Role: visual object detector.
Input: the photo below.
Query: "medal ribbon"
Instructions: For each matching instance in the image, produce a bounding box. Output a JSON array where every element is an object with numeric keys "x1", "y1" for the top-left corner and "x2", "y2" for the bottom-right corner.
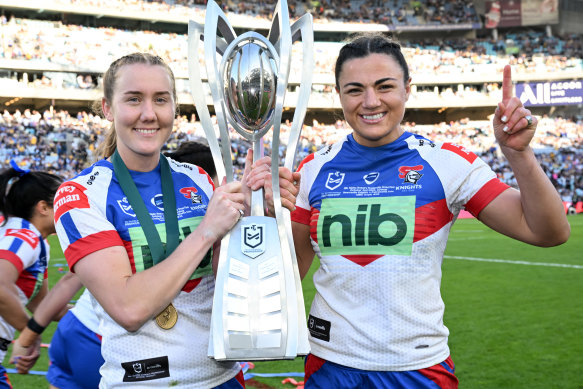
[{"x1": 112, "y1": 150, "x2": 179, "y2": 265}]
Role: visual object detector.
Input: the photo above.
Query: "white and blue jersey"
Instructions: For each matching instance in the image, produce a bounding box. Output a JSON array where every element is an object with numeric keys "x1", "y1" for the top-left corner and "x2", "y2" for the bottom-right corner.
[
  {"x1": 291, "y1": 132, "x2": 509, "y2": 371},
  {"x1": 0, "y1": 217, "x2": 49, "y2": 362},
  {"x1": 53, "y1": 158, "x2": 240, "y2": 388}
]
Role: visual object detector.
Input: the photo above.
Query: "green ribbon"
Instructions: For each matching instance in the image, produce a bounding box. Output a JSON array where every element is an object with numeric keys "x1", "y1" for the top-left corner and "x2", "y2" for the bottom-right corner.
[{"x1": 112, "y1": 150, "x2": 179, "y2": 266}]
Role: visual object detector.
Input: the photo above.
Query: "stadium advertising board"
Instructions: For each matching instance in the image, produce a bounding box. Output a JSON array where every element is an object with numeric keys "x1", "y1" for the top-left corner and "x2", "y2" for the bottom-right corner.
[
  {"x1": 516, "y1": 81, "x2": 583, "y2": 107},
  {"x1": 485, "y1": 0, "x2": 559, "y2": 28}
]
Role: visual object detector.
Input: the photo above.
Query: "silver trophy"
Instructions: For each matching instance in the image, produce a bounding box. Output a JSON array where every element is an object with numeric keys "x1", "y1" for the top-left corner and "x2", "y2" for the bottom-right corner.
[{"x1": 188, "y1": 0, "x2": 313, "y2": 360}]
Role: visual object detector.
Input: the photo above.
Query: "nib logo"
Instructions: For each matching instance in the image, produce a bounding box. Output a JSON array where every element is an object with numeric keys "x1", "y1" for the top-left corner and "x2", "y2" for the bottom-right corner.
[{"x1": 363, "y1": 172, "x2": 379, "y2": 185}]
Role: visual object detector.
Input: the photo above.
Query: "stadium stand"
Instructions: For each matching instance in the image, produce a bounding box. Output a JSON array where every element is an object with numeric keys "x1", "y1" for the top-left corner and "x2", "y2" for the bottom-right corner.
[{"x1": 0, "y1": 0, "x2": 581, "y2": 212}]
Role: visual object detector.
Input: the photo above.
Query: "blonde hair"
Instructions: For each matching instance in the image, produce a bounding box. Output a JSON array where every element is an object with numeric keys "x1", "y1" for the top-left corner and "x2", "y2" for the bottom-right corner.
[{"x1": 95, "y1": 53, "x2": 177, "y2": 159}]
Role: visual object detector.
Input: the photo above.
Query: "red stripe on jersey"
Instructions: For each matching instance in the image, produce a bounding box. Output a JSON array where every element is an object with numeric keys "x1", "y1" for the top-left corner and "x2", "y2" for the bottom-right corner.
[
  {"x1": 441, "y1": 143, "x2": 478, "y2": 164},
  {"x1": 64, "y1": 230, "x2": 124, "y2": 272},
  {"x1": 464, "y1": 178, "x2": 509, "y2": 217},
  {"x1": 182, "y1": 278, "x2": 202, "y2": 293},
  {"x1": 0, "y1": 249, "x2": 24, "y2": 273},
  {"x1": 5, "y1": 229, "x2": 39, "y2": 249},
  {"x1": 197, "y1": 166, "x2": 215, "y2": 189},
  {"x1": 414, "y1": 199, "x2": 454, "y2": 242},
  {"x1": 15, "y1": 270, "x2": 38, "y2": 298},
  {"x1": 304, "y1": 354, "x2": 327, "y2": 384},
  {"x1": 291, "y1": 206, "x2": 311, "y2": 225},
  {"x1": 296, "y1": 153, "x2": 315, "y2": 172},
  {"x1": 309, "y1": 207, "x2": 320, "y2": 244},
  {"x1": 418, "y1": 356, "x2": 459, "y2": 389}
]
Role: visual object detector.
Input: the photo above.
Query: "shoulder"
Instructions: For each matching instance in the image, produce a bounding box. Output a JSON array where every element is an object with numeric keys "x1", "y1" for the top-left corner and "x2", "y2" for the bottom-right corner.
[
  {"x1": 0, "y1": 218, "x2": 41, "y2": 250},
  {"x1": 297, "y1": 137, "x2": 348, "y2": 173}
]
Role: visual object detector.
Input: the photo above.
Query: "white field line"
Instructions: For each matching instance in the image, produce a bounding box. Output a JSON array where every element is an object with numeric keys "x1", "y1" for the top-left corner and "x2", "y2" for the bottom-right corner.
[{"x1": 445, "y1": 255, "x2": 583, "y2": 269}]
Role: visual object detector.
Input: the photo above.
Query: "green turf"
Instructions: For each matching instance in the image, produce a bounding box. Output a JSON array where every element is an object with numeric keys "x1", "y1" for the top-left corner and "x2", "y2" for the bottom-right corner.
[{"x1": 4, "y1": 216, "x2": 582, "y2": 388}]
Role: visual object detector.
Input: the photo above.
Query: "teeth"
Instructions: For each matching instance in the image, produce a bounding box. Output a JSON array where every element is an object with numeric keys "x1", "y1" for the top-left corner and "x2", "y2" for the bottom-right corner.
[
  {"x1": 362, "y1": 113, "x2": 384, "y2": 120},
  {"x1": 135, "y1": 128, "x2": 157, "y2": 134}
]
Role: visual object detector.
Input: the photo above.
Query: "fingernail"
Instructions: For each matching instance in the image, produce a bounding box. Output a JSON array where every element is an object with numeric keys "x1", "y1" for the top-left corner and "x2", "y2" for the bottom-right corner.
[
  {"x1": 503, "y1": 126, "x2": 509, "y2": 133},
  {"x1": 501, "y1": 115, "x2": 508, "y2": 123}
]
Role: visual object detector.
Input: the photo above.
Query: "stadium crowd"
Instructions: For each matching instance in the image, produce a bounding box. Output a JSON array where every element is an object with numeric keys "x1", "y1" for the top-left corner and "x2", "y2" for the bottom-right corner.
[
  {"x1": 45, "y1": 0, "x2": 481, "y2": 26},
  {"x1": 1, "y1": 14, "x2": 581, "y2": 97},
  {"x1": 1, "y1": 108, "x2": 581, "y2": 212}
]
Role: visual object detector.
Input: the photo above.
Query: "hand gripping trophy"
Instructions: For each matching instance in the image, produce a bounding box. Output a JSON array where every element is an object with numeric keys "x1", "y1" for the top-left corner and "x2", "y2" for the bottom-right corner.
[{"x1": 188, "y1": 0, "x2": 313, "y2": 360}]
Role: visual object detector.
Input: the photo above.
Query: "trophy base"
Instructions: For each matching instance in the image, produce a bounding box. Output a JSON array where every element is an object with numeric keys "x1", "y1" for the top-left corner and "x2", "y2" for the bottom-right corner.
[{"x1": 209, "y1": 216, "x2": 303, "y2": 361}]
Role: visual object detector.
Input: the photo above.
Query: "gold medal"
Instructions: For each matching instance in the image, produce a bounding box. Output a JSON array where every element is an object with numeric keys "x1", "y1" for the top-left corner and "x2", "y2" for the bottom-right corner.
[{"x1": 155, "y1": 303, "x2": 178, "y2": 330}]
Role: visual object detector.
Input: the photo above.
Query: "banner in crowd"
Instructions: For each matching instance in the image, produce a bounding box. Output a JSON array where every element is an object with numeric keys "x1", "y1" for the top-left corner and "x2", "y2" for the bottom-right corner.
[
  {"x1": 485, "y1": 0, "x2": 559, "y2": 28},
  {"x1": 516, "y1": 80, "x2": 583, "y2": 107}
]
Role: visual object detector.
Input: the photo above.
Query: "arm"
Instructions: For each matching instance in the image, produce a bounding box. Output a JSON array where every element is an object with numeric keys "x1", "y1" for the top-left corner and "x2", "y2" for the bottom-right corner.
[
  {"x1": 73, "y1": 182, "x2": 245, "y2": 332},
  {"x1": 15, "y1": 272, "x2": 81, "y2": 348},
  {"x1": 292, "y1": 221, "x2": 315, "y2": 279},
  {"x1": 0, "y1": 260, "x2": 30, "y2": 332},
  {"x1": 478, "y1": 65, "x2": 570, "y2": 246}
]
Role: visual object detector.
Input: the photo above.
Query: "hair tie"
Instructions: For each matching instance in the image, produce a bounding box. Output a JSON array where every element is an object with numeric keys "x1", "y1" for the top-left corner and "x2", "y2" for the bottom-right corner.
[{"x1": 10, "y1": 159, "x2": 30, "y2": 177}]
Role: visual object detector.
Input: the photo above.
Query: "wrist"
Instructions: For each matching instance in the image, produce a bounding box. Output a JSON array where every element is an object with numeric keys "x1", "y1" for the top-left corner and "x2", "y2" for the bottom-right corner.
[{"x1": 26, "y1": 317, "x2": 46, "y2": 335}]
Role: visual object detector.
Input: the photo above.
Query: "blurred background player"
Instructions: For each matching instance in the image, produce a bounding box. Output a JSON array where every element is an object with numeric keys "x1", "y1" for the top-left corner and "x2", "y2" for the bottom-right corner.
[{"x1": 0, "y1": 161, "x2": 62, "y2": 388}]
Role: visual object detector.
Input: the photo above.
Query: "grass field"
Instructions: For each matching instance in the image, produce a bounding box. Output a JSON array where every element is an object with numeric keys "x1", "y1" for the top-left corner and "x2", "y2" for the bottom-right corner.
[{"x1": 4, "y1": 215, "x2": 582, "y2": 388}]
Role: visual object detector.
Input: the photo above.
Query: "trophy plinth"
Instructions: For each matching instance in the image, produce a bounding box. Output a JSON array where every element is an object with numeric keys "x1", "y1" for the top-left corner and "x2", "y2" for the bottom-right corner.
[{"x1": 188, "y1": 0, "x2": 314, "y2": 360}]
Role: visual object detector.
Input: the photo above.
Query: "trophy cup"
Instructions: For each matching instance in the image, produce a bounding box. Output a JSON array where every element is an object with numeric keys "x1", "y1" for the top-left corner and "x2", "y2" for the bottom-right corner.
[{"x1": 187, "y1": 0, "x2": 313, "y2": 360}]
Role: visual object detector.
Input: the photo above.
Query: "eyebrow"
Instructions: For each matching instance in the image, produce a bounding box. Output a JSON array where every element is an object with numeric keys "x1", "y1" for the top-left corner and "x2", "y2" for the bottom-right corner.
[
  {"x1": 342, "y1": 77, "x2": 397, "y2": 89},
  {"x1": 123, "y1": 91, "x2": 171, "y2": 95}
]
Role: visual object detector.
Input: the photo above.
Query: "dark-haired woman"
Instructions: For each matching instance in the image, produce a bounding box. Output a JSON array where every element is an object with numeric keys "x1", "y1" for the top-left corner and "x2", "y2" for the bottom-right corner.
[
  {"x1": 291, "y1": 34, "x2": 570, "y2": 388},
  {"x1": 0, "y1": 161, "x2": 62, "y2": 388}
]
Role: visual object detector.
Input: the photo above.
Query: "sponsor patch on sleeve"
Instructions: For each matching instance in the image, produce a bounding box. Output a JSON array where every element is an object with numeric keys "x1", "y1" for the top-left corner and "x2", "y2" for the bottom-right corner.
[
  {"x1": 5, "y1": 229, "x2": 39, "y2": 248},
  {"x1": 53, "y1": 182, "x2": 90, "y2": 221},
  {"x1": 441, "y1": 142, "x2": 478, "y2": 163}
]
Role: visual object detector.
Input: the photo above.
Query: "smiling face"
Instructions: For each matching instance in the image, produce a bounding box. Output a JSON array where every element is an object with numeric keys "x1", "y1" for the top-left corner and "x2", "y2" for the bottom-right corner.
[
  {"x1": 337, "y1": 53, "x2": 411, "y2": 148},
  {"x1": 102, "y1": 63, "x2": 176, "y2": 171}
]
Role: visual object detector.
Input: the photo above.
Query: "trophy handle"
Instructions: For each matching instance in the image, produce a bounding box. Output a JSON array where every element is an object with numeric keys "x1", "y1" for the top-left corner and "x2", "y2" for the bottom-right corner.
[
  {"x1": 203, "y1": 2, "x2": 239, "y2": 183},
  {"x1": 188, "y1": 20, "x2": 231, "y2": 183}
]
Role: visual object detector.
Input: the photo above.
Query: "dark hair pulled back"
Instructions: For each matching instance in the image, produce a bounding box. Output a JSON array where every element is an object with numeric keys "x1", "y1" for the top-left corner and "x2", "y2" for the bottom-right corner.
[
  {"x1": 334, "y1": 33, "x2": 410, "y2": 89},
  {"x1": 0, "y1": 167, "x2": 63, "y2": 224}
]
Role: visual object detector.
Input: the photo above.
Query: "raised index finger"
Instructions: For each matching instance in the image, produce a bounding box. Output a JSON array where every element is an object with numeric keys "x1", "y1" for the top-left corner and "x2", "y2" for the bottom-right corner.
[{"x1": 502, "y1": 64, "x2": 513, "y2": 103}]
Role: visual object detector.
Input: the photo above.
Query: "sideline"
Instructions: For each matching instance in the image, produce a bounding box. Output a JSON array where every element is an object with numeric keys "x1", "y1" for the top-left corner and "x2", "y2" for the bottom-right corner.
[{"x1": 445, "y1": 255, "x2": 583, "y2": 269}]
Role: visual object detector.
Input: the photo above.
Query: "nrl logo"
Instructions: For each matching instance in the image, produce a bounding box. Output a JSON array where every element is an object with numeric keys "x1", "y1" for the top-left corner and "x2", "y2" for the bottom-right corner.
[
  {"x1": 325, "y1": 171, "x2": 345, "y2": 190},
  {"x1": 132, "y1": 363, "x2": 142, "y2": 374},
  {"x1": 241, "y1": 223, "x2": 265, "y2": 259},
  {"x1": 117, "y1": 197, "x2": 136, "y2": 217}
]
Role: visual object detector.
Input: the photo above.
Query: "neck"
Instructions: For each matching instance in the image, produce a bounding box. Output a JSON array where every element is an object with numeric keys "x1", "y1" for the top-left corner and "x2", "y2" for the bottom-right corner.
[{"x1": 114, "y1": 148, "x2": 160, "y2": 172}]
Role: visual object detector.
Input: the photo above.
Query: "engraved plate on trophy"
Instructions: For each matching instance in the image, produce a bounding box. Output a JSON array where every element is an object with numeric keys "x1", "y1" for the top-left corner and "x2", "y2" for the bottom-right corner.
[{"x1": 187, "y1": 0, "x2": 313, "y2": 360}]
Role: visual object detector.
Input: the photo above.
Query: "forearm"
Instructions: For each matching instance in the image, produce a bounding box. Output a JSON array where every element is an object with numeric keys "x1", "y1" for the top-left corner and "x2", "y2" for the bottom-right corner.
[
  {"x1": 31, "y1": 273, "x2": 81, "y2": 327},
  {"x1": 502, "y1": 146, "x2": 570, "y2": 244},
  {"x1": 0, "y1": 288, "x2": 30, "y2": 332},
  {"x1": 79, "y1": 228, "x2": 216, "y2": 332}
]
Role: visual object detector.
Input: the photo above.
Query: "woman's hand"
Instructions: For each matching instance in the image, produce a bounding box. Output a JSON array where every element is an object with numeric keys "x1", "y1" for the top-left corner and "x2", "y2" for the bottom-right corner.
[
  {"x1": 10, "y1": 336, "x2": 41, "y2": 374},
  {"x1": 493, "y1": 65, "x2": 537, "y2": 153},
  {"x1": 199, "y1": 179, "x2": 245, "y2": 241},
  {"x1": 244, "y1": 149, "x2": 300, "y2": 216}
]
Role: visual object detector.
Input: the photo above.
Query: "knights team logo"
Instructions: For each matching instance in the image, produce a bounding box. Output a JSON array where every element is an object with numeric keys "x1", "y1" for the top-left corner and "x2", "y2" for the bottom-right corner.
[
  {"x1": 180, "y1": 187, "x2": 202, "y2": 204},
  {"x1": 325, "y1": 171, "x2": 345, "y2": 190},
  {"x1": 117, "y1": 197, "x2": 136, "y2": 217},
  {"x1": 241, "y1": 223, "x2": 265, "y2": 259},
  {"x1": 398, "y1": 165, "x2": 424, "y2": 184}
]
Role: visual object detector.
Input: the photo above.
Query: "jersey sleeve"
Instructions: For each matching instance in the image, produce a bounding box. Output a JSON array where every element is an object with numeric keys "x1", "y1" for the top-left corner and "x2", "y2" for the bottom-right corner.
[
  {"x1": 0, "y1": 228, "x2": 41, "y2": 273},
  {"x1": 437, "y1": 142, "x2": 509, "y2": 216},
  {"x1": 54, "y1": 180, "x2": 123, "y2": 271}
]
